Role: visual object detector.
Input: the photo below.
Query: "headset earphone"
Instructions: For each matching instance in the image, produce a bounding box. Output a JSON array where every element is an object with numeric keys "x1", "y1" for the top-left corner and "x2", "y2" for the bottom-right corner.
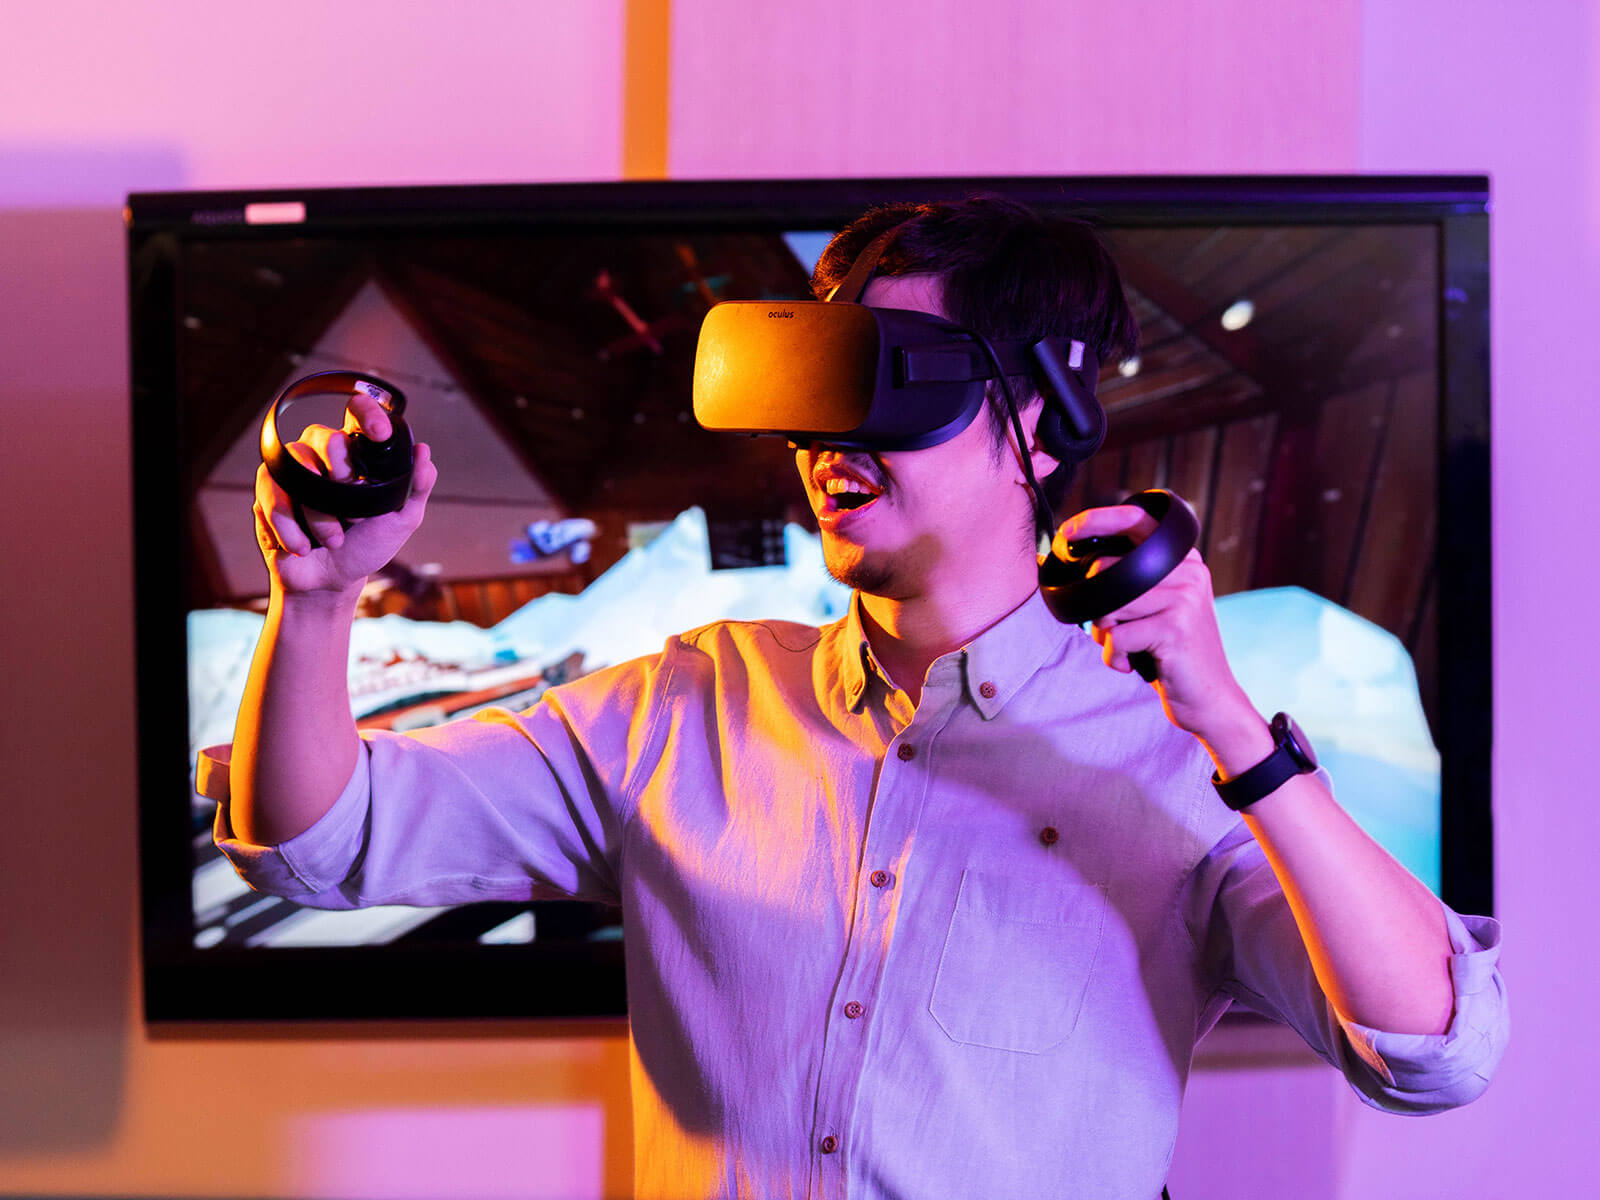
[{"x1": 260, "y1": 370, "x2": 415, "y2": 545}]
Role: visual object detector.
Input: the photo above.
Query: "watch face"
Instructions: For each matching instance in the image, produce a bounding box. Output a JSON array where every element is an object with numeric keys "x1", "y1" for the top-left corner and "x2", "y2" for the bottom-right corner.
[{"x1": 1277, "y1": 713, "x2": 1318, "y2": 772}]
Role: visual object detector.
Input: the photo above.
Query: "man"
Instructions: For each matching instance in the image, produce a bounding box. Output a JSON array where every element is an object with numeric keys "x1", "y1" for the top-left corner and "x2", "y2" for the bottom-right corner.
[{"x1": 215, "y1": 196, "x2": 1506, "y2": 1199}]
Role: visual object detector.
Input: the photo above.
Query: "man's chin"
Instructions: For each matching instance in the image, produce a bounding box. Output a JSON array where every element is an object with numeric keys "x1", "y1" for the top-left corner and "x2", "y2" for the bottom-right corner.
[{"x1": 823, "y1": 547, "x2": 900, "y2": 597}]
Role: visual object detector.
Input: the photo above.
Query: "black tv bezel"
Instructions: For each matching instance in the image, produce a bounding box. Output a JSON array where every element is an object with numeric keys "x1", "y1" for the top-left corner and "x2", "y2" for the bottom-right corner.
[{"x1": 128, "y1": 175, "x2": 1493, "y2": 1025}]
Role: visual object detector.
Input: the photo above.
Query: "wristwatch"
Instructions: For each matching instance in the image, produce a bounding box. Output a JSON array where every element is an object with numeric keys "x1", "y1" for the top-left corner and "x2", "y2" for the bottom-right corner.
[{"x1": 1211, "y1": 712, "x2": 1318, "y2": 811}]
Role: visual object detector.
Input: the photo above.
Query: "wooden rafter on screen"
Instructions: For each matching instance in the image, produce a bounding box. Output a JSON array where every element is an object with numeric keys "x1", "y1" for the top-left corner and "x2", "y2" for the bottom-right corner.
[
  {"x1": 371, "y1": 261, "x2": 590, "y2": 510},
  {"x1": 182, "y1": 249, "x2": 372, "y2": 491}
]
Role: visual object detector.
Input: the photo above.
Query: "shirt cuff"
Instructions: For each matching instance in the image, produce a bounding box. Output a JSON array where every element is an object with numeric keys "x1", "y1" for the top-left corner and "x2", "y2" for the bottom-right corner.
[
  {"x1": 210, "y1": 742, "x2": 373, "y2": 902},
  {"x1": 1334, "y1": 905, "x2": 1507, "y2": 1105}
]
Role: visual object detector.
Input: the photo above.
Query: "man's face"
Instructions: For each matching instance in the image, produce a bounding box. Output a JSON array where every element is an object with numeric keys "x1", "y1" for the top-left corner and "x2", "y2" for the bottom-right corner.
[{"x1": 793, "y1": 274, "x2": 1037, "y2": 599}]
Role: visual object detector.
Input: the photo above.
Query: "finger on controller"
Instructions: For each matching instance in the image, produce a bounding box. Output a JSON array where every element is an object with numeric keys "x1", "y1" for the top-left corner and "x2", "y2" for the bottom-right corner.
[
  {"x1": 1094, "y1": 615, "x2": 1161, "y2": 683},
  {"x1": 345, "y1": 381, "x2": 394, "y2": 443},
  {"x1": 352, "y1": 379, "x2": 392, "y2": 407},
  {"x1": 1064, "y1": 533, "x2": 1138, "y2": 560},
  {"x1": 278, "y1": 443, "x2": 347, "y2": 552}
]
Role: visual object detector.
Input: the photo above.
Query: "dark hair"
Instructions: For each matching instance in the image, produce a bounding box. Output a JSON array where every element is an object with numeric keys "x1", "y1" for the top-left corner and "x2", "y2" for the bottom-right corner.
[{"x1": 811, "y1": 194, "x2": 1139, "y2": 511}]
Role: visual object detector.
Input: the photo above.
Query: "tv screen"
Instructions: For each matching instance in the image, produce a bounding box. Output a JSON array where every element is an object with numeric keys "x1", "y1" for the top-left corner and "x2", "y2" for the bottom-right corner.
[{"x1": 128, "y1": 176, "x2": 1492, "y2": 1022}]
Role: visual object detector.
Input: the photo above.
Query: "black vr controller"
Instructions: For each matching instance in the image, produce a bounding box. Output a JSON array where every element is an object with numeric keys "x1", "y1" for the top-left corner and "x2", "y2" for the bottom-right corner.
[
  {"x1": 260, "y1": 370, "x2": 415, "y2": 545},
  {"x1": 1042, "y1": 488, "x2": 1200, "y2": 681}
]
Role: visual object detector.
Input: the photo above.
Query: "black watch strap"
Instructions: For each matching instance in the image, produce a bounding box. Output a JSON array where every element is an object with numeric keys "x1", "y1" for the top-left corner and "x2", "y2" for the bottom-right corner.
[{"x1": 1212, "y1": 712, "x2": 1318, "y2": 811}]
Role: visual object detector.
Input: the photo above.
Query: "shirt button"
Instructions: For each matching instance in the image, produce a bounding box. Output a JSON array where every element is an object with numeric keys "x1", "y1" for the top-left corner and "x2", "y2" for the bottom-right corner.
[
  {"x1": 844, "y1": 1000, "x2": 864, "y2": 1019},
  {"x1": 1040, "y1": 825, "x2": 1060, "y2": 846},
  {"x1": 870, "y1": 869, "x2": 890, "y2": 888},
  {"x1": 897, "y1": 743, "x2": 916, "y2": 761},
  {"x1": 979, "y1": 680, "x2": 997, "y2": 699},
  {"x1": 820, "y1": 1134, "x2": 839, "y2": 1154}
]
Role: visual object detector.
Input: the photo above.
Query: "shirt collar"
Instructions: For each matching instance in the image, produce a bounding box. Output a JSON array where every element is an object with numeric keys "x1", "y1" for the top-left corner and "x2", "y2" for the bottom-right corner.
[
  {"x1": 962, "y1": 588, "x2": 1076, "y2": 719},
  {"x1": 838, "y1": 588, "x2": 1076, "y2": 718},
  {"x1": 841, "y1": 592, "x2": 875, "y2": 712}
]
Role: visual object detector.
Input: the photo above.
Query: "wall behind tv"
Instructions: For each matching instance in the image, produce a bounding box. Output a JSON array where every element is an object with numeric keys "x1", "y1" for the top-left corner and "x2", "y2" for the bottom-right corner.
[{"x1": 0, "y1": 1, "x2": 1591, "y2": 1196}]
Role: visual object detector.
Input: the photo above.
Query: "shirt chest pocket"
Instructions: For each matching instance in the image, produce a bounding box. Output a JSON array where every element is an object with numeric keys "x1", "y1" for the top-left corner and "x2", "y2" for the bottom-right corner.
[{"x1": 929, "y1": 868, "x2": 1108, "y2": 1055}]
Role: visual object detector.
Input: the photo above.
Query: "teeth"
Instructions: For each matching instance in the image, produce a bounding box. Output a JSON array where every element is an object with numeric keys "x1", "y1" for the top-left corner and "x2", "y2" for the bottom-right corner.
[{"x1": 823, "y1": 477, "x2": 875, "y2": 496}]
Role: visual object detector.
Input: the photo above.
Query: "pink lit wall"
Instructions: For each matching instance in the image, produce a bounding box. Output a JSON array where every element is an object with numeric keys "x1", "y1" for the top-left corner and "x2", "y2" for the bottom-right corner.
[
  {"x1": 1338, "y1": 2, "x2": 1600, "y2": 1195},
  {"x1": 666, "y1": 0, "x2": 1359, "y2": 176},
  {"x1": 0, "y1": 1, "x2": 1591, "y2": 1195},
  {"x1": 0, "y1": 1, "x2": 625, "y2": 204}
]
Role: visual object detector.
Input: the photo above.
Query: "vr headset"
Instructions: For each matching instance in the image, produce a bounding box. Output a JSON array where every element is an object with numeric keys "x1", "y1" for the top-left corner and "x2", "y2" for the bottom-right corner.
[{"x1": 691, "y1": 223, "x2": 1107, "y2": 462}]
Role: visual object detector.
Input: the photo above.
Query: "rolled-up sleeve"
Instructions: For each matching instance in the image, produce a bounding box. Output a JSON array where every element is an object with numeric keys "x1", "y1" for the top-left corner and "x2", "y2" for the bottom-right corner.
[
  {"x1": 212, "y1": 745, "x2": 375, "y2": 903},
  {"x1": 1333, "y1": 908, "x2": 1507, "y2": 1112},
  {"x1": 1188, "y1": 821, "x2": 1508, "y2": 1115}
]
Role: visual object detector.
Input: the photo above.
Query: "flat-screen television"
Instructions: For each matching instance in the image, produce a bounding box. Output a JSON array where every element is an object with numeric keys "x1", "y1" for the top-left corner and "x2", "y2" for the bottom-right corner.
[{"x1": 128, "y1": 176, "x2": 1492, "y2": 1023}]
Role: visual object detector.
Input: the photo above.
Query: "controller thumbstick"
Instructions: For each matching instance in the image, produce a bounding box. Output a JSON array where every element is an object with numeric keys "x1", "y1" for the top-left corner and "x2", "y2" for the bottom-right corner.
[{"x1": 349, "y1": 429, "x2": 410, "y2": 480}]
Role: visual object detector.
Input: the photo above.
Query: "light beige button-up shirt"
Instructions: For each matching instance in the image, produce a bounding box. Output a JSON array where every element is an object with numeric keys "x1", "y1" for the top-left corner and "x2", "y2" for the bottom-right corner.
[{"x1": 216, "y1": 589, "x2": 1506, "y2": 1199}]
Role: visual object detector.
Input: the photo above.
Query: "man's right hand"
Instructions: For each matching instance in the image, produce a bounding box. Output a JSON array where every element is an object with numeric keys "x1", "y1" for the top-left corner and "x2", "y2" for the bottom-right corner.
[{"x1": 253, "y1": 386, "x2": 437, "y2": 597}]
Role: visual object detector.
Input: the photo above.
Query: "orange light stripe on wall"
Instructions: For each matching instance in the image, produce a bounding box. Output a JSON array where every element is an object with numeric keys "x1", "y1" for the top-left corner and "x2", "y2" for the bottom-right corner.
[{"x1": 622, "y1": 0, "x2": 673, "y2": 179}]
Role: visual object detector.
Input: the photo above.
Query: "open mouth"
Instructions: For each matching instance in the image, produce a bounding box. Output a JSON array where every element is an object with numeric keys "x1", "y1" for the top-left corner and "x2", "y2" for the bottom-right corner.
[{"x1": 822, "y1": 476, "x2": 883, "y2": 514}]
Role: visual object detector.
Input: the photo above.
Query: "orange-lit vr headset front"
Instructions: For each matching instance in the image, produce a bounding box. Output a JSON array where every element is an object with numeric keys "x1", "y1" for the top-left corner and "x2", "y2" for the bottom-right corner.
[{"x1": 692, "y1": 300, "x2": 1103, "y2": 453}]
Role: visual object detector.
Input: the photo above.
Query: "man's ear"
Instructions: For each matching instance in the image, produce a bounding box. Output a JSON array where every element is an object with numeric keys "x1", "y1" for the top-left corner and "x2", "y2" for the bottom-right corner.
[{"x1": 1019, "y1": 395, "x2": 1063, "y2": 482}]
